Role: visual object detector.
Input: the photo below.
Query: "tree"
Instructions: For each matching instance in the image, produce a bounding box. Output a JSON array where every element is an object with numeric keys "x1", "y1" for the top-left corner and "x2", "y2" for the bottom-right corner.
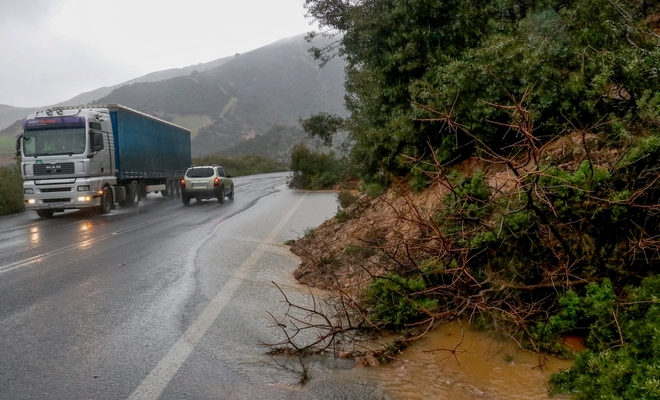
[{"x1": 303, "y1": 0, "x2": 660, "y2": 180}]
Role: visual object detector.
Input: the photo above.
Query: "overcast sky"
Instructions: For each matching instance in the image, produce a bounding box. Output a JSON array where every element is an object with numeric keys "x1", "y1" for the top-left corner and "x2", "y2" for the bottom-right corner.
[{"x1": 0, "y1": 0, "x2": 316, "y2": 108}]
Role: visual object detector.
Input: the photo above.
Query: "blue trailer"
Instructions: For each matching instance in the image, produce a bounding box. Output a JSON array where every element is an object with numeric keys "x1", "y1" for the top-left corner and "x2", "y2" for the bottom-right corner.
[{"x1": 16, "y1": 104, "x2": 191, "y2": 218}]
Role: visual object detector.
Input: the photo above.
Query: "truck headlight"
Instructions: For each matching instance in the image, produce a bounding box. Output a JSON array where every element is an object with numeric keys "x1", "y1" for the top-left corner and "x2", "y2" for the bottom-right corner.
[
  {"x1": 24, "y1": 188, "x2": 34, "y2": 194},
  {"x1": 26, "y1": 199, "x2": 36, "y2": 204},
  {"x1": 77, "y1": 196, "x2": 91, "y2": 202},
  {"x1": 77, "y1": 185, "x2": 90, "y2": 192}
]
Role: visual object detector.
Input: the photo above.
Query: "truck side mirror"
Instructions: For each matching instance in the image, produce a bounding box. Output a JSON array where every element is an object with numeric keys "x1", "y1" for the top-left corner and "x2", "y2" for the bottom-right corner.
[
  {"x1": 93, "y1": 132, "x2": 104, "y2": 151},
  {"x1": 15, "y1": 134, "x2": 22, "y2": 156},
  {"x1": 89, "y1": 131, "x2": 104, "y2": 156}
]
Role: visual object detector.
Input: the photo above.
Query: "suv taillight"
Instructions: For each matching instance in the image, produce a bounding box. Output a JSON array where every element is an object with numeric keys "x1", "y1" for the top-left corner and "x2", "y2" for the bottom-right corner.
[
  {"x1": 214, "y1": 177, "x2": 220, "y2": 187},
  {"x1": 181, "y1": 178, "x2": 186, "y2": 189}
]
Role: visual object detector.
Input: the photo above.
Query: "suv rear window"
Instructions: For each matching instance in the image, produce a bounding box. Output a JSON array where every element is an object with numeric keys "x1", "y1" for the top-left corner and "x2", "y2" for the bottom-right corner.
[{"x1": 186, "y1": 168, "x2": 214, "y2": 178}]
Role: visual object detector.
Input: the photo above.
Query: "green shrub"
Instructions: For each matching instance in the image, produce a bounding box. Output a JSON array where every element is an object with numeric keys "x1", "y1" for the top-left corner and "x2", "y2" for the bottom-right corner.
[
  {"x1": 537, "y1": 161, "x2": 611, "y2": 220},
  {"x1": 362, "y1": 182, "x2": 387, "y2": 199},
  {"x1": 365, "y1": 273, "x2": 438, "y2": 328},
  {"x1": 337, "y1": 190, "x2": 359, "y2": 209},
  {"x1": 288, "y1": 143, "x2": 346, "y2": 190},
  {"x1": 0, "y1": 166, "x2": 24, "y2": 216},
  {"x1": 408, "y1": 163, "x2": 433, "y2": 192},
  {"x1": 444, "y1": 171, "x2": 491, "y2": 219},
  {"x1": 547, "y1": 276, "x2": 660, "y2": 398},
  {"x1": 344, "y1": 245, "x2": 362, "y2": 255},
  {"x1": 435, "y1": 170, "x2": 492, "y2": 237},
  {"x1": 335, "y1": 208, "x2": 351, "y2": 222},
  {"x1": 344, "y1": 244, "x2": 376, "y2": 258}
]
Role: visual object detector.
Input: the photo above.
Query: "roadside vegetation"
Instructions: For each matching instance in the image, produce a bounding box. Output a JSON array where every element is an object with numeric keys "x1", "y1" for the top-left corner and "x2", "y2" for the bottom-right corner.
[
  {"x1": 274, "y1": 0, "x2": 660, "y2": 396},
  {"x1": 0, "y1": 164, "x2": 24, "y2": 216},
  {"x1": 287, "y1": 143, "x2": 349, "y2": 190},
  {"x1": 192, "y1": 154, "x2": 288, "y2": 177}
]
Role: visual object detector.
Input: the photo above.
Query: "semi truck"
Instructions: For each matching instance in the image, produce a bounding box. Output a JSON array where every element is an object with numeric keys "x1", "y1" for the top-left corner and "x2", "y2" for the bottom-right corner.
[{"x1": 15, "y1": 104, "x2": 191, "y2": 218}]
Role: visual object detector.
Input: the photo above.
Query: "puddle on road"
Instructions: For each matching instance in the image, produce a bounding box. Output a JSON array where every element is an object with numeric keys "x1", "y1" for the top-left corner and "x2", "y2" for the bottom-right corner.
[{"x1": 369, "y1": 322, "x2": 573, "y2": 399}]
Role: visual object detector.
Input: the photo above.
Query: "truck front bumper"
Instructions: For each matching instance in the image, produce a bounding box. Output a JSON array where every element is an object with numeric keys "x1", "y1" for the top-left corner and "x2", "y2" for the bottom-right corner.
[
  {"x1": 23, "y1": 179, "x2": 103, "y2": 211},
  {"x1": 24, "y1": 196, "x2": 102, "y2": 211}
]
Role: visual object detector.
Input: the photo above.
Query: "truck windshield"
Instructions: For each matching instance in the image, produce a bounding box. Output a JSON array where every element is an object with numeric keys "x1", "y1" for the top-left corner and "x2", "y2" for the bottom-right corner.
[{"x1": 23, "y1": 127, "x2": 86, "y2": 157}]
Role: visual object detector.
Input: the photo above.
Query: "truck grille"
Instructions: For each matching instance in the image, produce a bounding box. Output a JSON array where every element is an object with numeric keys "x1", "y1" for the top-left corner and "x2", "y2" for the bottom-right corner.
[
  {"x1": 43, "y1": 198, "x2": 72, "y2": 203},
  {"x1": 40, "y1": 187, "x2": 72, "y2": 193},
  {"x1": 34, "y1": 163, "x2": 75, "y2": 175}
]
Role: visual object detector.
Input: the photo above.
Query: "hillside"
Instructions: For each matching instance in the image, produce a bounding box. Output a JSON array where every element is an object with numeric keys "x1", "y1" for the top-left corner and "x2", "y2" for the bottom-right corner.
[
  {"x1": 0, "y1": 57, "x2": 234, "y2": 132},
  {"x1": 0, "y1": 105, "x2": 33, "y2": 136},
  {"x1": 97, "y1": 34, "x2": 347, "y2": 158},
  {"x1": 0, "y1": 34, "x2": 346, "y2": 166},
  {"x1": 56, "y1": 55, "x2": 235, "y2": 108}
]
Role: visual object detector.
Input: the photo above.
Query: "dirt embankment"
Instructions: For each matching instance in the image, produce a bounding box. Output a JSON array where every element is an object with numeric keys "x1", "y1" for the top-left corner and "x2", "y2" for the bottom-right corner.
[
  {"x1": 289, "y1": 131, "x2": 620, "y2": 292},
  {"x1": 290, "y1": 179, "x2": 452, "y2": 290}
]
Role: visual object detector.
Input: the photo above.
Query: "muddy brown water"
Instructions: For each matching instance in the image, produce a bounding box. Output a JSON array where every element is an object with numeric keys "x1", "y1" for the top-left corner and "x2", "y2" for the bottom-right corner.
[{"x1": 368, "y1": 322, "x2": 573, "y2": 399}]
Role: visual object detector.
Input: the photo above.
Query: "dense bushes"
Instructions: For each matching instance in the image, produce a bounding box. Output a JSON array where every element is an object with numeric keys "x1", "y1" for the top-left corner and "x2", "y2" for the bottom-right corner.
[
  {"x1": 295, "y1": 2, "x2": 660, "y2": 395},
  {"x1": 0, "y1": 165, "x2": 24, "y2": 216},
  {"x1": 304, "y1": 0, "x2": 660, "y2": 181},
  {"x1": 287, "y1": 143, "x2": 347, "y2": 190},
  {"x1": 538, "y1": 277, "x2": 660, "y2": 398}
]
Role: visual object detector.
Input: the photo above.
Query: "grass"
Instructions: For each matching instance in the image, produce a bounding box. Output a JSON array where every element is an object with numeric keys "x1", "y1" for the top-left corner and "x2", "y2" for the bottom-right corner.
[
  {"x1": 220, "y1": 97, "x2": 238, "y2": 118},
  {"x1": 0, "y1": 137, "x2": 16, "y2": 152},
  {"x1": 171, "y1": 114, "x2": 211, "y2": 140}
]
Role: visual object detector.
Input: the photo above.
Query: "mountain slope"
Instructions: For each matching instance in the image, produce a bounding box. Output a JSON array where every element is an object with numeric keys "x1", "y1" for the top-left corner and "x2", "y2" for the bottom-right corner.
[
  {"x1": 58, "y1": 55, "x2": 234, "y2": 107},
  {"x1": 0, "y1": 56, "x2": 235, "y2": 131},
  {"x1": 97, "y1": 34, "x2": 347, "y2": 157},
  {"x1": 0, "y1": 105, "x2": 34, "y2": 134},
  {"x1": 1, "y1": 34, "x2": 347, "y2": 164}
]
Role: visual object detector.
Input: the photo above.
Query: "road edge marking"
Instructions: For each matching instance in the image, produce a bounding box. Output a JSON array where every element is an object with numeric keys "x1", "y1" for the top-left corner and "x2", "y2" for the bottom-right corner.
[{"x1": 127, "y1": 192, "x2": 308, "y2": 400}]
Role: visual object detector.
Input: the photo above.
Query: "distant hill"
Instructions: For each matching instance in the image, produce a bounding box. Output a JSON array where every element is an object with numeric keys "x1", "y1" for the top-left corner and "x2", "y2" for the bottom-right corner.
[
  {"x1": 212, "y1": 124, "x2": 311, "y2": 163},
  {"x1": 0, "y1": 105, "x2": 32, "y2": 135},
  {"x1": 56, "y1": 55, "x2": 235, "y2": 107},
  {"x1": 0, "y1": 56, "x2": 235, "y2": 131},
  {"x1": 97, "y1": 34, "x2": 347, "y2": 158},
  {"x1": 0, "y1": 34, "x2": 347, "y2": 164}
]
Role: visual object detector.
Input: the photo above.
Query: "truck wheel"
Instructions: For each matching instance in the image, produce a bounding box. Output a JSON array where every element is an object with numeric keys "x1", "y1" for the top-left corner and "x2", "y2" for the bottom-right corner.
[
  {"x1": 168, "y1": 181, "x2": 176, "y2": 198},
  {"x1": 36, "y1": 209, "x2": 55, "y2": 219},
  {"x1": 228, "y1": 185, "x2": 234, "y2": 201},
  {"x1": 182, "y1": 195, "x2": 190, "y2": 206},
  {"x1": 161, "y1": 180, "x2": 173, "y2": 198},
  {"x1": 217, "y1": 186, "x2": 225, "y2": 204},
  {"x1": 99, "y1": 187, "x2": 112, "y2": 214},
  {"x1": 119, "y1": 181, "x2": 140, "y2": 208}
]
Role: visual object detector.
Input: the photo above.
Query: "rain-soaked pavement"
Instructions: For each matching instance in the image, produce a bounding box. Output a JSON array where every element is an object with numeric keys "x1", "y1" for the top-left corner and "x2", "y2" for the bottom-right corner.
[
  {"x1": 0, "y1": 173, "x2": 386, "y2": 399},
  {"x1": 0, "y1": 172, "x2": 569, "y2": 399}
]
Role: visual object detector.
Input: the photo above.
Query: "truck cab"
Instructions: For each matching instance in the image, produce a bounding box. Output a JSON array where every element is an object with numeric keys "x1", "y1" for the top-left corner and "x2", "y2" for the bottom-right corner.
[{"x1": 17, "y1": 107, "x2": 120, "y2": 218}]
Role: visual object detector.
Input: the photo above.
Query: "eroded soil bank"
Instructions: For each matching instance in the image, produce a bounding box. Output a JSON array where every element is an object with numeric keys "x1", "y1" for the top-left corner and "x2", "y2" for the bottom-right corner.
[{"x1": 288, "y1": 177, "x2": 576, "y2": 398}]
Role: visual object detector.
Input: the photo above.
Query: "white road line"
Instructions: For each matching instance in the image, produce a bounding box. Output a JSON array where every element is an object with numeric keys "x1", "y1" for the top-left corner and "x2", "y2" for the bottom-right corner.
[{"x1": 127, "y1": 192, "x2": 308, "y2": 400}]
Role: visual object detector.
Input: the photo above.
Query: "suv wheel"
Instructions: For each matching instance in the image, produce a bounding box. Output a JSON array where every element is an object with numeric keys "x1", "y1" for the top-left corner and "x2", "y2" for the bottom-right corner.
[
  {"x1": 182, "y1": 195, "x2": 190, "y2": 206},
  {"x1": 217, "y1": 186, "x2": 225, "y2": 204},
  {"x1": 227, "y1": 185, "x2": 234, "y2": 201}
]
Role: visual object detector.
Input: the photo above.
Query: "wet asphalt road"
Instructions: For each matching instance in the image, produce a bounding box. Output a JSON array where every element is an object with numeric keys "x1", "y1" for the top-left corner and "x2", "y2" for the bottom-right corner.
[{"x1": 0, "y1": 172, "x2": 388, "y2": 400}]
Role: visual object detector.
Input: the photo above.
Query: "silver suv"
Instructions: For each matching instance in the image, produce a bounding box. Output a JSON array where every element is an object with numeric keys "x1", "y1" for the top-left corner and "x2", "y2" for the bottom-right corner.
[{"x1": 181, "y1": 165, "x2": 234, "y2": 205}]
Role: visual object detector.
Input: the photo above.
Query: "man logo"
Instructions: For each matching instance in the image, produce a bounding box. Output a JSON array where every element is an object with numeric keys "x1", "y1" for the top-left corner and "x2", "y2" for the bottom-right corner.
[{"x1": 45, "y1": 164, "x2": 62, "y2": 173}]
